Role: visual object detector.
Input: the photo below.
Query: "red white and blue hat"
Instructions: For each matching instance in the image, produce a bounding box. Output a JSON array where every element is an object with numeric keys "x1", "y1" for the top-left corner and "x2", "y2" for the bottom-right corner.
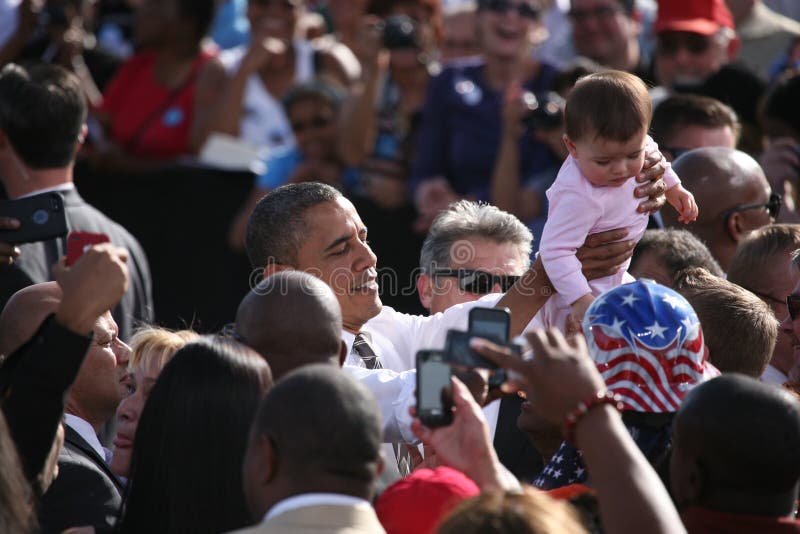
[{"x1": 581, "y1": 279, "x2": 719, "y2": 413}]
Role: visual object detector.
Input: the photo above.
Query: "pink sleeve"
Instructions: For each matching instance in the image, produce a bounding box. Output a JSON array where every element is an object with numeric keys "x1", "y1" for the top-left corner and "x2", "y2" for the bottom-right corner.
[
  {"x1": 539, "y1": 183, "x2": 602, "y2": 306},
  {"x1": 646, "y1": 136, "x2": 680, "y2": 189}
]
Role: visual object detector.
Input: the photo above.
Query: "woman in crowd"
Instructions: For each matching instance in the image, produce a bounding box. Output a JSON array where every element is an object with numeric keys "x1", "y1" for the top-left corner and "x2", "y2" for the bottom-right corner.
[
  {"x1": 194, "y1": 0, "x2": 356, "y2": 156},
  {"x1": 89, "y1": 0, "x2": 218, "y2": 169},
  {"x1": 115, "y1": 336, "x2": 272, "y2": 534},
  {"x1": 109, "y1": 327, "x2": 198, "y2": 479},
  {"x1": 410, "y1": 0, "x2": 558, "y2": 231}
]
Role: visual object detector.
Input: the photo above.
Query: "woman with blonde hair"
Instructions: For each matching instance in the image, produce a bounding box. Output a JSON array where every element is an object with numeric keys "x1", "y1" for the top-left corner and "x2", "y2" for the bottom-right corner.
[{"x1": 110, "y1": 327, "x2": 198, "y2": 478}]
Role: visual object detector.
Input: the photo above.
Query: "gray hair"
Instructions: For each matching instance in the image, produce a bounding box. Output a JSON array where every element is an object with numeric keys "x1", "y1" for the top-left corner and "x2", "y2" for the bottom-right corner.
[
  {"x1": 419, "y1": 200, "x2": 532, "y2": 273},
  {"x1": 245, "y1": 182, "x2": 341, "y2": 268}
]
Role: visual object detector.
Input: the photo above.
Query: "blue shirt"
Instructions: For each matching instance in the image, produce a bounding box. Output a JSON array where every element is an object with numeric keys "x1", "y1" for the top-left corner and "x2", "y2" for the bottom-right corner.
[{"x1": 410, "y1": 60, "x2": 559, "y2": 200}]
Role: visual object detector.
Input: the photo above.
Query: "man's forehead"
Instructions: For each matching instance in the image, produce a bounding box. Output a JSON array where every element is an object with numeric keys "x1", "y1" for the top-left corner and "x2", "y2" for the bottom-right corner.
[{"x1": 303, "y1": 197, "x2": 364, "y2": 233}]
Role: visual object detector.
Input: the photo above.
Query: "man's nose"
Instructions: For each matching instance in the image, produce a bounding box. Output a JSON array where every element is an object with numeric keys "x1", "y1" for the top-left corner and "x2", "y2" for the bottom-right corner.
[{"x1": 115, "y1": 340, "x2": 132, "y2": 366}]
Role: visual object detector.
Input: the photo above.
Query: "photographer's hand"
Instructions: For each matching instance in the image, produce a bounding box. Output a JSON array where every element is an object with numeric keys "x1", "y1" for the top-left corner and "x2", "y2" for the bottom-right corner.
[{"x1": 411, "y1": 377, "x2": 520, "y2": 492}]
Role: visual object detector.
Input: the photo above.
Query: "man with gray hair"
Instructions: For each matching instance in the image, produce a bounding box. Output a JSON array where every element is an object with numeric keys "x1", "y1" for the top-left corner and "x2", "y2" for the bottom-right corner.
[
  {"x1": 416, "y1": 200, "x2": 532, "y2": 315},
  {"x1": 415, "y1": 200, "x2": 542, "y2": 481}
]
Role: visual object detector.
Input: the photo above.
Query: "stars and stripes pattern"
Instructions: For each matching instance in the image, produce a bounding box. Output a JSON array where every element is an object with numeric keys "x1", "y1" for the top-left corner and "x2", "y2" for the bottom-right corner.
[{"x1": 582, "y1": 280, "x2": 719, "y2": 413}]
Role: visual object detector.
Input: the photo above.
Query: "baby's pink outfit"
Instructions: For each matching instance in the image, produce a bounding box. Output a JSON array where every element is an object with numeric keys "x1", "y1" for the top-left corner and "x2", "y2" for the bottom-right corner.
[{"x1": 533, "y1": 136, "x2": 680, "y2": 331}]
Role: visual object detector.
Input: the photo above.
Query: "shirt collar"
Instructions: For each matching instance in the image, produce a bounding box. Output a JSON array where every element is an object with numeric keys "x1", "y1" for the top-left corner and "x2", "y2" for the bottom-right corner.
[
  {"x1": 17, "y1": 182, "x2": 75, "y2": 199},
  {"x1": 264, "y1": 493, "x2": 371, "y2": 523},
  {"x1": 64, "y1": 414, "x2": 106, "y2": 461}
]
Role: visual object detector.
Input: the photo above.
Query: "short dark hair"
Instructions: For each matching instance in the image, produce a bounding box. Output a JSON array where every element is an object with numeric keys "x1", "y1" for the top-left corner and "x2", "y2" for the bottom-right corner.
[
  {"x1": 631, "y1": 229, "x2": 724, "y2": 282},
  {"x1": 674, "y1": 268, "x2": 777, "y2": 377},
  {"x1": 675, "y1": 375, "x2": 800, "y2": 504},
  {"x1": 650, "y1": 94, "x2": 740, "y2": 146},
  {"x1": 177, "y1": 0, "x2": 216, "y2": 41},
  {"x1": 0, "y1": 63, "x2": 86, "y2": 169},
  {"x1": 235, "y1": 271, "x2": 342, "y2": 380},
  {"x1": 565, "y1": 70, "x2": 651, "y2": 142},
  {"x1": 251, "y1": 364, "x2": 381, "y2": 484},
  {"x1": 245, "y1": 182, "x2": 341, "y2": 268},
  {"x1": 118, "y1": 336, "x2": 273, "y2": 534},
  {"x1": 728, "y1": 224, "x2": 800, "y2": 291}
]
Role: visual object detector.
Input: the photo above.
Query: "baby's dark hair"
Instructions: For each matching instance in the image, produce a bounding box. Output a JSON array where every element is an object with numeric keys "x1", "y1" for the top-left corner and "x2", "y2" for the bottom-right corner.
[{"x1": 565, "y1": 70, "x2": 651, "y2": 143}]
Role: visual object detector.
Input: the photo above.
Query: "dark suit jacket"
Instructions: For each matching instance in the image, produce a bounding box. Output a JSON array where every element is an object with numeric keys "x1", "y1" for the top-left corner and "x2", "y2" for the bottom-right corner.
[
  {"x1": 0, "y1": 187, "x2": 153, "y2": 341},
  {"x1": 0, "y1": 315, "x2": 91, "y2": 486},
  {"x1": 38, "y1": 425, "x2": 124, "y2": 534},
  {"x1": 494, "y1": 395, "x2": 543, "y2": 481}
]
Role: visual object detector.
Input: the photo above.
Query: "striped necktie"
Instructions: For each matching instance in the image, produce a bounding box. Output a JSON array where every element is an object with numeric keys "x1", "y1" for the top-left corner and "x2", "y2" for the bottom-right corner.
[{"x1": 353, "y1": 333, "x2": 382, "y2": 369}]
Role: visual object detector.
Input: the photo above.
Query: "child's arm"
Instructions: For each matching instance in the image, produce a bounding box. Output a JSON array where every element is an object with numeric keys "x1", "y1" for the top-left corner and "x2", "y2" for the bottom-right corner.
[
  {"x1": 571, "y1": 293, "x2": 595, "y2": 323},
  {"x1": 665, "y1": 184, "x2": 698, "y2": 223},
  {"x1": 539, "y1": 183, "x2": 602, "y2": 308}
]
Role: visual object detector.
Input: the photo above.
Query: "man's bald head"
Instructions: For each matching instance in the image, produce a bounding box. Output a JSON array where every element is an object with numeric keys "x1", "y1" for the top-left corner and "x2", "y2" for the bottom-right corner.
[
  {"x1": 663, "y1": 147, "x2": 773, "y2": 271},
  {"x1": 671, "y1": 375, "x2": 800, "y2": 516},
  {"x1": 0, "y1": 282, "x2": 62, "y2": 358},
  {"x1": 235, "y1": 271, "x2": 343, "y2": 380}
]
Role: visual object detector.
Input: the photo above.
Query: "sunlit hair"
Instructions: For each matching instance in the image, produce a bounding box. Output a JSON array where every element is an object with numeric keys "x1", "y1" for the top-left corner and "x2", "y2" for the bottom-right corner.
[
  {"x1": 128, "y1": 327, "x2": 199, "y2": 378},
  {"x1": 438, "y1": 487, "x2": 587, "y2": 534}
]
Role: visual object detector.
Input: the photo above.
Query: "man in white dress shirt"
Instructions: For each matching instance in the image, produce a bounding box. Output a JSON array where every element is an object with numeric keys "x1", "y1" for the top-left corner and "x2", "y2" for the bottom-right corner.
[{"x1": 243, "y1": 181, "x2": 663, "y2": 475}]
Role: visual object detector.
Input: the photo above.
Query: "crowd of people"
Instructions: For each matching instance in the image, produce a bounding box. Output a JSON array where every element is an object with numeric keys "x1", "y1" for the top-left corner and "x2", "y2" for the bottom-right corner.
[{"x1": 1, "y1": 0, "x2": 800, "y2": 532}]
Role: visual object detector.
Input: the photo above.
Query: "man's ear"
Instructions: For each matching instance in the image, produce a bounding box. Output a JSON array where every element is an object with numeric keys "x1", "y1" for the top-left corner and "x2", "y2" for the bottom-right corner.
[
  {"x1": 338, "y1": 340, "x2": 347, "y2": 367},
  {"x1": 417, "y1": 273, "x2": 433, "y2": 311},
  {"x1": 725, "y1": 211, "x2": 747, "y2": 244},
  {"x1": 261, "y1": 434, "x2": 278, "y2": 484},
  {"x1": 77, "y1": 124, "x2": 88, "y2": 145},
  {"x1": 563, "y1": 134, "x2": 578, "y2": 159}
]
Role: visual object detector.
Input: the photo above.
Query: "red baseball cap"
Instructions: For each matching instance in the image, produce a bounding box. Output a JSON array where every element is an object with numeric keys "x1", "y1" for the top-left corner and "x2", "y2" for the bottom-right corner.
[
  {"x1": 655, "y1": 0, "x2": 734, "y2": 36},
  {"x1": 375, "y1": 467, "x2": 480, "y2": 534}
]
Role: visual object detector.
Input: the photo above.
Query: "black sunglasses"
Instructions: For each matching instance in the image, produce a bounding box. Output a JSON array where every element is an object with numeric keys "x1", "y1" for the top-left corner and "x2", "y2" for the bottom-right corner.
[
  {"x1": 657, "y1": 32, "x2": 712, "y2": 56},
  {"x1": 432, "y1": 269, "x2": 520, "y2": 294},
  {"x1": 659, "y1": 145, "x2": 693, "y2": 160},
  {"x1": 483, "y1": 0, "x2": 541, "y2": 20},
  {"x1": 720, "y1": 192, "x2": 782, "y2": 222},
  {"x1": 787, "y1": 295, "x2": 800, "y2": 321}
]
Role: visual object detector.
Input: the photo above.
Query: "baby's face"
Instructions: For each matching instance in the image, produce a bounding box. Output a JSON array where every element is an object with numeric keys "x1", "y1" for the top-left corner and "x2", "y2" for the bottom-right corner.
[{"x1": 566, "y1": 129, "x2": 647, "y2": 187}]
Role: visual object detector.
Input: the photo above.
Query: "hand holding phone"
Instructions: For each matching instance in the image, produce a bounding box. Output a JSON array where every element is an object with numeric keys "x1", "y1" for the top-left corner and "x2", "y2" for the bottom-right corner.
[
  {"x1": 0, "y1": 192, "x2": 67, "y2": 245},
  {"x1": 416, "y1": 350, "x2": 453, "y2": 428},
  {"x1": 66, "y1": 231, "x2": 110, "y2": 266}
]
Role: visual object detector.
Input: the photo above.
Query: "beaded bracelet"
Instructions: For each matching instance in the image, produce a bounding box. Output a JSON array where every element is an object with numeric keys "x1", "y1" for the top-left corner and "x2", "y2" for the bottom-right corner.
[{"x1": 562, "y1": 390, "x2": 624, "y2": 444}]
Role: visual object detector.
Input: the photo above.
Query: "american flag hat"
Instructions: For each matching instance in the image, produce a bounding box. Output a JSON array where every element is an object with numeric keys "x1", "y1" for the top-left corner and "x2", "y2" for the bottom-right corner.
[{"x1": 582, "y1": 279, "x2": 720, "y2": 413}]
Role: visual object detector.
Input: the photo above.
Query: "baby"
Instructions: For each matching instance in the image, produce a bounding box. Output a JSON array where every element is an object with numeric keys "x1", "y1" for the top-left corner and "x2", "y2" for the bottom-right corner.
[{"x1": 538, "y1": 70, "x2": 697, "y2": 329}]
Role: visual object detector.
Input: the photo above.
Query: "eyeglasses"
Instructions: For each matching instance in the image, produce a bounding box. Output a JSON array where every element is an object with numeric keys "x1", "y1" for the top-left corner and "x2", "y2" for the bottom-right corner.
[
  {"x1": 720, "y1": 192, "x2": 782, "y2": 222},
  {"x1": 657, "y1": 32, "x2": 712, "y2": 56},
  {"x1": 290, "y1": 115, "x2": 333, "y2": 133},
  {"x1": 787, "y1": 294, "x2": 800, "y2": 321},
  {"x1": 483, "y1": 0, "x2": 541, "y2": 20},
  {"x1": 432, "y1": 269, "x2": 520, "y2": 293},
  {"x1": 567, "y1": 4, "x2": 623, "y2": 24}
]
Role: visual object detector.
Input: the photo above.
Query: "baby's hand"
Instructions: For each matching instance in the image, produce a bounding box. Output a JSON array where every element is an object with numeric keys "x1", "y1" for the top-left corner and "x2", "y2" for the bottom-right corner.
[
  {"x1": 665, "y1": 184, "x2": 699, "y2": 223},
  {"x1": 570, "y1": 293, "x2": 595, "y2": 324}
]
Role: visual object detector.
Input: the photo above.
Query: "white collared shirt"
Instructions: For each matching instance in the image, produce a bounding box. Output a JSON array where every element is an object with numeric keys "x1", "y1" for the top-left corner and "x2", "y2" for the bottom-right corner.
[
  {"x1": 64, "y1": 414, "x2": 110, "y2": 463},
  {"x1": 761, "y1": 364, "x2": 789, "y2": 385},
  {"x1": 342, "y1": 293, "x2": 505, "y2": 444},
  {"x1": 17, "y1": 182, "x2": 75, "y2": 199},
  {"x1": 264, "y1": 493, "x2": 371, "y2": 523}
]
